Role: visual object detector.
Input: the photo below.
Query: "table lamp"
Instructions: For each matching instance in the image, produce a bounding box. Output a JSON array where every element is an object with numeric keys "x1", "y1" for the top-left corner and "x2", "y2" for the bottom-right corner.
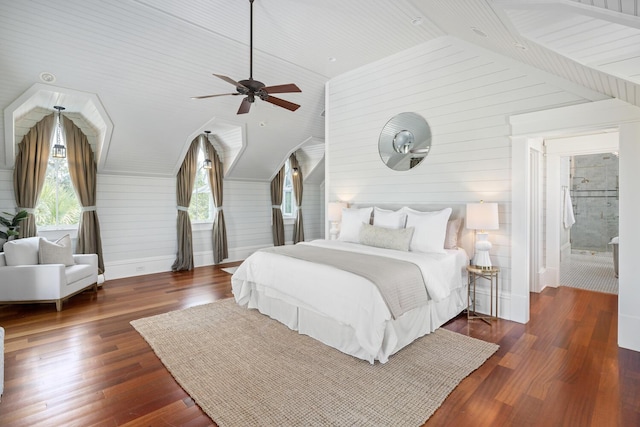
[
  {"x1": 328, "y1": 202, "x2": 347, "y2": 240},
  {"x1": 466, "y1": 201, "x2": 499, "y2": 269}
]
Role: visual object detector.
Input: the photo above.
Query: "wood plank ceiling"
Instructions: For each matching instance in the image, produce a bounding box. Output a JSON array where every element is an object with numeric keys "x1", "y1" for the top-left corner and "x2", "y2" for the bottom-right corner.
[{"x1": 0, "y1": 0, "x2": 638, "y2": 180}]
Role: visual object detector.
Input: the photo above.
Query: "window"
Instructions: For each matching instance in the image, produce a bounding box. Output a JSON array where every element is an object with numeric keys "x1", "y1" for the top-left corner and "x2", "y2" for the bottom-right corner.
[
  {"x1": 282, "y1": 158, "x2": 296, "y2": 217},
  {"x1": 35, "y1": 133, "x2": 81, "y2": 228},
  {"x1": 188, "y1": 147, "x2": 213, "y2": 222}
]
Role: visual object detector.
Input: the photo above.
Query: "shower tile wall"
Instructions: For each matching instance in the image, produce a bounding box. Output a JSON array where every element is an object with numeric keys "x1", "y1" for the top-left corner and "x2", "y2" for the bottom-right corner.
[{"x1": 570, "y1": 153, "x2": 619, "y2": 252}]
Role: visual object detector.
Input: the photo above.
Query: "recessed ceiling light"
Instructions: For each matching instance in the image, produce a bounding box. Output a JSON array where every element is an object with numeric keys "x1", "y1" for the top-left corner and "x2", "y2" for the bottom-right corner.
[
  {"x1": 513, "y1": 42, "x2": 528, "y2": 50},
  {"x1": 328, "y1": 57, "x2": 337, "y2": 62},
  {"x1": 471, "y1": 27, "x2": 488, "y2": 38},
  {"x1": 39, "y1": 72, "x2": 56, "y2": 83},
  {"x1": 411, "y1": 17, "x2": 423, "y2": 26}
]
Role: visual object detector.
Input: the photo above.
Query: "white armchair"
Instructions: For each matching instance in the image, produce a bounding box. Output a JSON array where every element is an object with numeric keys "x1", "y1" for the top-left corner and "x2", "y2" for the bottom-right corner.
[{"x1": 0, "y1": 237, "x2": 98, "y2": 311}]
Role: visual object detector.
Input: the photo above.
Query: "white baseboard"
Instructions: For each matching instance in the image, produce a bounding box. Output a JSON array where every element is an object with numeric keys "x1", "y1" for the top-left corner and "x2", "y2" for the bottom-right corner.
[
  {"x1": 509, "y1": 292, "x2": 530, "y2": 324},
  {"x1": 619, "y1": 313, "x2": 640, "y2": 352},
  {"x1": 104, "y1": 244, "x2": 270, "y2": 281},
  {"x1": 539, "y1": 267, "x2": 559, "y2": 291},
  {"x1": 469, "y1": 288, "x2": 512, "y2": 321},
  {"x1": 104, "y1": 255, "x2": 175, "y2": 281},
  {"x1": 224, "y1": 244, "x2": 271, "y2": 264}
]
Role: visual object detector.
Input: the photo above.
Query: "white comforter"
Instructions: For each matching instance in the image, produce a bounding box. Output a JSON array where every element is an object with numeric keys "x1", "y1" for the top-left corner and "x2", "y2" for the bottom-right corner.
[{"x1": 232, "y1": 240, "x2": 468, "y2": 362}]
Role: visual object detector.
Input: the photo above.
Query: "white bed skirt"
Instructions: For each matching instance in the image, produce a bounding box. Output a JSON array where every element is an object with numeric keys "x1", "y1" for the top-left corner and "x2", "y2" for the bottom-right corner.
[{"x1": 240, "y1": 282, "x2": 467, "y2": 363}]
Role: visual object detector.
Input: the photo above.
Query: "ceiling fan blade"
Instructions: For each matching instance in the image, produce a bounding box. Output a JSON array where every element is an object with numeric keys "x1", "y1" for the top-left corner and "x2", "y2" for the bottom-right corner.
[
  {"x1": 262, "y1": 83, "x2": 301, "y2": 94},
  {"x1": 237, "y1": 98, "x2": 252, "y2": 114},
  {"x1": 213, "y1": 73, "x2": 248, "y2": 90},
  {"x1": 264, "y1": 95, "x2": 300, "y2": 112},
  {"x1": 191, "y1": 93, "x2": 238, "y2": 99}
]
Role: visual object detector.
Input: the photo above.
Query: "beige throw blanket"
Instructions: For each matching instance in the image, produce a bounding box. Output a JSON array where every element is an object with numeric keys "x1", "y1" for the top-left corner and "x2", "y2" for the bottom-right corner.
[{"x1": 262, "y1": 245, "x2": 428, "y2": 319}]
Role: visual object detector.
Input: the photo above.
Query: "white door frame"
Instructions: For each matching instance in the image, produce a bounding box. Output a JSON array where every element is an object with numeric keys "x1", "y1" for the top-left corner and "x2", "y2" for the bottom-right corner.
[
  {"x1": 509, "y1": 98, "x2": 640, "y2": 346},
  {"x1": 543, "y1": 132, "x2": 620, "y2": 288}
]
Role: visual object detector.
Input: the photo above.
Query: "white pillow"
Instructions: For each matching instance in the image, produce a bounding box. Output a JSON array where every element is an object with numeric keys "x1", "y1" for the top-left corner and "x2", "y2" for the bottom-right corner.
[
  {"x1": 39, "y1": 234, "x2": 75, "y2": 266},
  {"x1": 359, "y1": 223, "x2": 414, "y2": 252},
  {"x1": 3, "y1": 236, "x2": 42, "y2": 266},
  {"x1": 373, "y1": 207, "x2": 407, "y2": 229},
  {"x1": 338, "y1": 207, "x2": 373, "y2": 243},
  {"x1": 444, "y1": 218, "x2": 462, "y2": 249},
  {"x1": 401, "y1": 207, "x2": 452, "y2": 254}
]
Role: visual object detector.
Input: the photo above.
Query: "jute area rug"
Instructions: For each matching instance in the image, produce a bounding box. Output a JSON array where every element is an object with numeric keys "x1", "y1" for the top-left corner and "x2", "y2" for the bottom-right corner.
[{"x1": 131, "y1": 298, "x2": 498, "y2": 427}]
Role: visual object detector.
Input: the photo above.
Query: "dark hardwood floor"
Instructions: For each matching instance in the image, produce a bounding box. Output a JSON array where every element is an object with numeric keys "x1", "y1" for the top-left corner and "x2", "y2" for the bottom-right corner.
[{"x1": 0, "y1": 264, "x2": 638, "y2": 426}]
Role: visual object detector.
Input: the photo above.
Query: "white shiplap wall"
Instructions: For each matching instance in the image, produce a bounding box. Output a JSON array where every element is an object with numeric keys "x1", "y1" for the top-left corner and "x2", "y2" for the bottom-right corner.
[
  {"x1": 98, "y1": 174, "x2": 176, "y2": 278},
  {"x1": 325, "y1": 36, "x2": 595, "y2": 321},
  {"x1": 1, "y1": 169, "x2": 322, "y2": 279},
  {"x1": 101, "y1": 176, "x2": 324, "y2": 278},
  {"x1": 299, "y1": 182, "x2": 324, "y2": 241},
  {"x1": 0, "y1": 169, "x2": 13, "y2": 212}
]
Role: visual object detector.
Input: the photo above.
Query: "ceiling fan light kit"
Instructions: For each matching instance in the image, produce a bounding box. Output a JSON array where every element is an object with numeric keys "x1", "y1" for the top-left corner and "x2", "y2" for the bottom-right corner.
[{"x1": 193, "y1": 0, "x2": 301, "y2": 114}]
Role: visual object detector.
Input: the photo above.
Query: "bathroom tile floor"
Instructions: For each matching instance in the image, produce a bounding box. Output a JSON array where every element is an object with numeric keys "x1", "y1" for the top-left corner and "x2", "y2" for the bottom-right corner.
[{"x1": 560, "y1": 251, "x2": 618, "y2": 294}]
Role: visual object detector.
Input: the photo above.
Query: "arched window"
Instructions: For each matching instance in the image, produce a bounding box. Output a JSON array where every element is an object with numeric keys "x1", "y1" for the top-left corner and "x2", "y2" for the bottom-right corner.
[
  {"x1": 35, "y1": 114, "x2": 81, "y2": 228},
  {"x1": 188, "y1": 142, "x2": 213, "y2": 222},
  {"x1": 282, "y1": 158, "x2": 296, "y2": 218}
]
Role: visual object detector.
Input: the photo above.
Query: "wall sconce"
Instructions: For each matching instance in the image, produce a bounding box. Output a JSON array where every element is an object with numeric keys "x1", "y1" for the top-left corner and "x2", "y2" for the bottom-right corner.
[
  {"x1": 466, "y1": 201, "x2": 499, "y2": 269},
  {"x1": 202, "y1": 131, "x2": 213, "y2": 169},
  {"x1": 327, "y1": 201, "x2": 347, "y2": 240},
  {"x1": 52, "y1": 105, "x2": 67, "y2": 159}
]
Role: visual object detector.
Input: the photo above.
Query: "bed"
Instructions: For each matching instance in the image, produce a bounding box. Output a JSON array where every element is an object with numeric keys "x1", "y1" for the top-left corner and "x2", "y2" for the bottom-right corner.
[{"x1": 231, "y1": 206, "x2": 470, "y2": 364}]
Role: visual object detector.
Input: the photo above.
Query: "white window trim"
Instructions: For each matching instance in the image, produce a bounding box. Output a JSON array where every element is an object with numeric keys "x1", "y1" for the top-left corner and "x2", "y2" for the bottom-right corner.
[
  {"x1": 191, "y1": 220, "x2": 213, "y2": 231},
  {"x1": 38, "y1": 224, "x2": 79, "y2": 232}
]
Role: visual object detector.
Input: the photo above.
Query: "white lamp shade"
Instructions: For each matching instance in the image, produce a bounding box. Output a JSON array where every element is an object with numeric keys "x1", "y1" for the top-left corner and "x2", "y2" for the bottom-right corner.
[
  {"x1": 466, "y1": 202, "x2": 499, "y2": 230},
  {"x1": 328, "y1": 202, "x2": 347, "y2": 222}
]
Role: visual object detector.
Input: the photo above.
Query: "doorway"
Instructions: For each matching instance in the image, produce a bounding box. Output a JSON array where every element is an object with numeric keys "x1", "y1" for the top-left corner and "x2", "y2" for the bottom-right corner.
[
  {"x1": 558, "y1": 152, "x2": 619, "y2": 294},
  {"x1": 543, "y1": 131, "x2": 619, "y2": 294},
  {"x1": 511, "y1": 101, "x2": 640, "y2": 351}
]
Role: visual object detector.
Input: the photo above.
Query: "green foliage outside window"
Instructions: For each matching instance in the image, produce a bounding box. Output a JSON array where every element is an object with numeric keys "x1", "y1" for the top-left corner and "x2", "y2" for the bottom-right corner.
[
  {"x1": 36, "y1": 157, "x2": 81, "y2": 227},
  {"x1": 189, "y1": 149, "x2": 213, "y2": 222}
]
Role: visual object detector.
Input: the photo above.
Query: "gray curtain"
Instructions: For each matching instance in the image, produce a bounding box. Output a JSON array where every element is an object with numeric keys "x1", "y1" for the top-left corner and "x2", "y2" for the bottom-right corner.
[
  {"x1": 290, "y1": 153, "x2": 304, "y2": 243},
  {"x1": 171, "y1": 138, "x2": 200, "y2": 271},
  {"x1": 270, "y1": 165, "x2": 285, "y2": 246},
  {"x1": 205, "y1": 141, "x2": 228, "y2": 264},
  {"x1": 13, "y1": 113, "x2": 54, "y2": 238},
  {"x1": 64, "y1": 116, "x2": 105, "y2": 274}
]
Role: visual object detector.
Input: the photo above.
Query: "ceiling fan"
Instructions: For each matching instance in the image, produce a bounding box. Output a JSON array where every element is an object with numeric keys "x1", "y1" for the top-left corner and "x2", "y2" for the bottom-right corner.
[{"x1": 192, "y1": 0, "x2": 301, "y2": 114}]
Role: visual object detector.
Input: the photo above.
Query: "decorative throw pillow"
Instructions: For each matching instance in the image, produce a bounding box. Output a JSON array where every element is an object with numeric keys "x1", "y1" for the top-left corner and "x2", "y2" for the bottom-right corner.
[
  {"x1": 373, "y1": 207, "x2": 407, "y2": 229},
  {"x1": 444, "y1": 218, "x2": 462, "y2": 249},
  {"x1": 359, "y1": 223, "x2": 414, "y2": 252},
  {"x1": 39, "y1": 234, "x2": 75, "y2": 266},
  {"x1": 338, "y1": 207, "x2": 373, "y2": 243},
  {"x1": 3, "y1": 237, "x2": 42, "y2": 266},
  {"x1": 401, "y1": 207, "x2": 452, "y2": 254}
]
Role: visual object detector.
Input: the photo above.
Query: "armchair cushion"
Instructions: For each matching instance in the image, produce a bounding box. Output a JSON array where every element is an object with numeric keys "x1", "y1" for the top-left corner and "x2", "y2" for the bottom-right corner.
[
  {"x1": 39, "y1": 235, "x2": 75, "y2": 266},
  {"x1": 65, "y1": 264, "x2": 95, "y2": 284},
  {"x1": 3, "y1": 237, "x2": 41, "y2": 266}
]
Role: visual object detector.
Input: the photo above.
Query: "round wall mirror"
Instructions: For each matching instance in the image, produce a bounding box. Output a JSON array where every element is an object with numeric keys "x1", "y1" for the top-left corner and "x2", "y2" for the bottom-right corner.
[{"x1": 378, "y1": 112, "x2": 431, "y2": 171}]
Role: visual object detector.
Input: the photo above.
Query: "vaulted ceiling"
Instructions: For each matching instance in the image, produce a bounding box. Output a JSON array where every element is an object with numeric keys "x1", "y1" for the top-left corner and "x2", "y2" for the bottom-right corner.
[{"x1": 1, "y1": 0, "x2": 638, "y2": 181}]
